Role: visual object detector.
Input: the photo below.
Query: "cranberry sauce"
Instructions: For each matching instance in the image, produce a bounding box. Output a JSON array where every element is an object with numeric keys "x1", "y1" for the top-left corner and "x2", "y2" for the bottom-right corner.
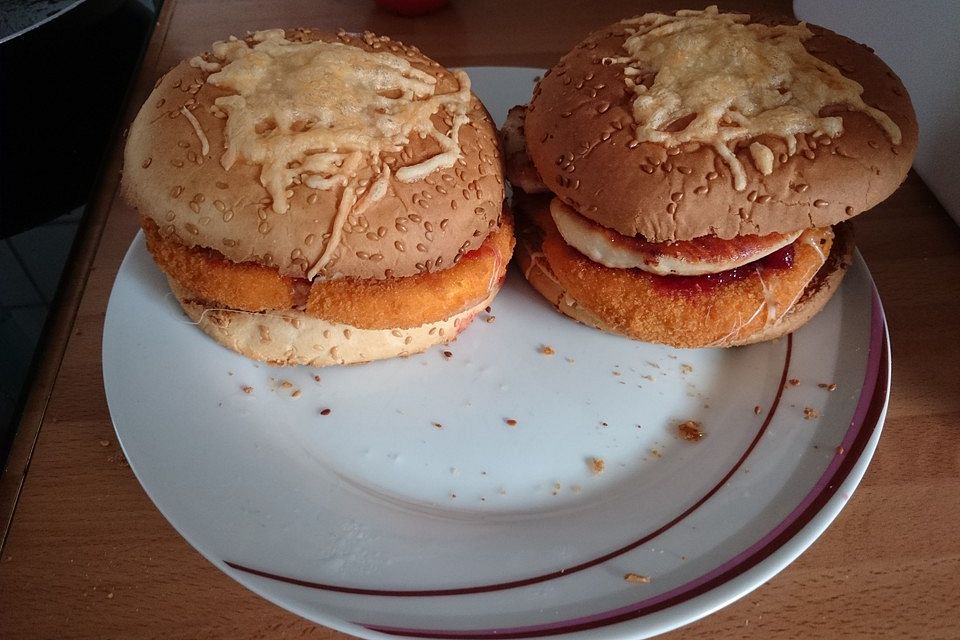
[{"x1": 651, "y1": 243, "x2": 796, "y2": 293}]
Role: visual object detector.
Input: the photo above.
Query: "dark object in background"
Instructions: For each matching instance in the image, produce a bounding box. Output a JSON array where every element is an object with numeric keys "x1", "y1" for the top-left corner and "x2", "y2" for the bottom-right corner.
[
  {"x1": 0, "y1": 0, "x2": 156, "y2": 465},
  {"x1": 1, "y1": 0, "x2": 155, "y2": 237},
  {"x1": 374, "y1": 0, "x2": 449, "y2": 18}
]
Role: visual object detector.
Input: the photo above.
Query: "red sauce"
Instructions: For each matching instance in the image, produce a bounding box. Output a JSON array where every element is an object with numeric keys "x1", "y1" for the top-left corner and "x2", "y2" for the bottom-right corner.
[
  {"x1": 651, "y1": 243, "x2": 795, "y2": 294},
  {"x1": 602, "y1": 222, "x2": 794, "y2": 264},
  {"x1": 759, "y1": 243, "x2": 795, "y2": 270}
]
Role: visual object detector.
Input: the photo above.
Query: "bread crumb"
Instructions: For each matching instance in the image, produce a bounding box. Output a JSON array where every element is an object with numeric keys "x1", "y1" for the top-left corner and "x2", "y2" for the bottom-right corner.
[
  {"x1": 505, "y1": 418, "x2": 518, "y2": 427},
  {"x1": 99, "y1": 440, "x2": 110, "y2": 447},
  {"x1": 106, "y1": 592, "x2": 114, "y2": 599},
  {"x1": 442, "y1": 350, "x2": 453, "y2": 359},
  {"x1": 552, "y1": 481, "x2": 562, "y2": 495},
  {"x1": 680, "y1": 364, "x2": 693, "y2": 375},
  {"x1": 279, "y1": 380, "x2": 293, "y2": 389},
  {"x1": 485, "y1": 315, "x2": 496, "y2": 323},
  {"x1": 624, "y1": 573, "x2": 650, "y2": 583},
  {"x1": 754, "y1": 405, "x2": 762, "y2": 415},
  {"x1": 241, "y1": 385, "x2": 254, "y2": 394},
  {"x1": 319, "y1": 408, "x2": 332, "y2": 416},
  {"x1": 313, "y1": 375, "x2": 321, "y2": 383},
  {"x1": 641, "y1": 374, "x2": 655, "y2": 382},
  {"x1": 649, "y1": 448, "x2": 662, "y2": 459},
  {"x1": 590, "y1": 457, "x2": 605, "y2": 475},
  {"x1": 836, "y1": 445, "x2": 845, "y2": 455},
  {"x1": 803, "y1": 407, "x2": 819, "y2": 420},
  {"x1": 291, "y1": 389, "x2": 302, "y2": 398},
  {"x1": 485, "y1": 306, "x2": 492, "y2": 313},
  {"x1": 565, "y1": 356, "x2": 575, "y2": 363},
  {"x1": 540, "y1": 345, "x2": 555, "y2": 356},
  {"x1": 677, "y1": 420, "x2": 704, "y2": 441},
  {"x1": 789, "y1": 378, "x2": 801, "y2": 386},
  {"x1": 818, "y1": 383, "x2": 838, "y2": 391},
  {"x1": 432, "y1": 422, "x2": 444, "y2": 429}
]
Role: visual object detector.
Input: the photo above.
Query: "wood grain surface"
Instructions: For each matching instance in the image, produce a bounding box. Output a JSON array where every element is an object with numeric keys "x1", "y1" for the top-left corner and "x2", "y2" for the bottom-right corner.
[{"x1": 1, "y1": 1, "x2": 958, "y2": 638}]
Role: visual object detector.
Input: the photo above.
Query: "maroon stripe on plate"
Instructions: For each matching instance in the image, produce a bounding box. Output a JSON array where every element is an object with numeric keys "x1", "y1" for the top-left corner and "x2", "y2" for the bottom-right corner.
[
  {"x1": 365, "y1": 293, "x2": 890, "y2": 638},
  {"x1": 225, "y1": 337, "x2": 794, "y2": 597}
]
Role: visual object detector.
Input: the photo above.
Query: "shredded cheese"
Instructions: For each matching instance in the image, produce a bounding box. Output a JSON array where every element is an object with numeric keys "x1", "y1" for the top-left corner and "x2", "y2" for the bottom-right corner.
[
  {"x1": 180, "y1": 106, "x2": 210, "y2": 156},
  {"x1": 202, "y1": 30, "x2": 473, "y2": 278},
  {"x1": 609, "y1": 6, "x2": 901, "y2": 190}
]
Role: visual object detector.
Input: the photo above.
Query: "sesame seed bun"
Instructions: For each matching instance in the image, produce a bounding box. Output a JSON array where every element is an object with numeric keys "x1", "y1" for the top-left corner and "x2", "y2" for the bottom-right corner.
[
  {"x1": 524, "y1": 20, "x2": 917, "y2": 242},
  {"x1": 123, "y1": 29, "x2": 503, "y2": 281},
  {"x1": 168, "y1": 278, "x2": 497, "y2": 367}
]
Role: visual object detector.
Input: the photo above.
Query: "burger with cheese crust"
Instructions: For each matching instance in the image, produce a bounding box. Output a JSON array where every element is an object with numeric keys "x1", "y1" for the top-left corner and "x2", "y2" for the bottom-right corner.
[
  {"x1": 123, "y1": 29, "x2": 512, "y2": 366},
  {"x1": 504, "y1": 7, "x2": 916, "y2": 347}
]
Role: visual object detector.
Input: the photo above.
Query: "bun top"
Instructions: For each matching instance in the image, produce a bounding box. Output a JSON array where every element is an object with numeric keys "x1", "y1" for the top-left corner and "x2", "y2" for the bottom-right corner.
[
  {"x1": 524, "y1": 7, "x2": 918, "y2": 242},
  {"x1": 124, "y1": 29, "x2": 503, "y2": 280}
]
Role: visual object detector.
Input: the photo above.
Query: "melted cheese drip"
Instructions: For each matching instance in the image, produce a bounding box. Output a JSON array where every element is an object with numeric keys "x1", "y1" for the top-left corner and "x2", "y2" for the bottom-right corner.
[
  {"x1": 608, "y1": 6, "x2": 902, "y2": 190},
  {"x1": 203, "y1": 30, "x2": 472, "y2": 278},
  {"x1": 180, "y1": 107, "x2": 210, "y2": 156}
]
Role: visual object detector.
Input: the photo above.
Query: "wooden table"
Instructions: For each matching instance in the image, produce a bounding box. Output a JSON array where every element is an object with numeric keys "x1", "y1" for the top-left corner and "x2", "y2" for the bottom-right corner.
[{"x1": 2, "y1": 1, "x2": 958, "y2": 637}]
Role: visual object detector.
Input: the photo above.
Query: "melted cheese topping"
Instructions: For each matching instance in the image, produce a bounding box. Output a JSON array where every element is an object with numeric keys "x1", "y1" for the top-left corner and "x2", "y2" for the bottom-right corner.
[
  {"x1": 203, "y1": 30, "x2": 472, "y2": 277},
  {"x1": 608, "y1": 6, "x2": 901, "y2": 190}
]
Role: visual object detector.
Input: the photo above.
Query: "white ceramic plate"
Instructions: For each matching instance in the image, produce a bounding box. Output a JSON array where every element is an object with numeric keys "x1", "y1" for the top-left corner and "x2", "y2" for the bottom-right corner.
[{"x1": 103, "y1": 67, "x2": 890, "y2": 640}]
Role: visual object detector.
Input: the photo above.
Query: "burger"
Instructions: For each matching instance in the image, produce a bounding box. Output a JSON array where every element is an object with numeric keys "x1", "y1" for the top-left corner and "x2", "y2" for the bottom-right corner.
[
  {"x1": 123, "y1": 29, "x2": 512, "y2": 366},
  {"x1": 504, "y1": 6, "x2": 916, "y2": 348}
]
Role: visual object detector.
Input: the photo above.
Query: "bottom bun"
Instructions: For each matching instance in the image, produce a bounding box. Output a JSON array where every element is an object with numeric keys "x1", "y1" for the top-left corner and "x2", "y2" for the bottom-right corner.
[
  {"x1": 168, "y1": 278, "x2": 497, "y2": 366},
  {"x1": 515, "y1": 195, "x2": 853, "y2": 348}
]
